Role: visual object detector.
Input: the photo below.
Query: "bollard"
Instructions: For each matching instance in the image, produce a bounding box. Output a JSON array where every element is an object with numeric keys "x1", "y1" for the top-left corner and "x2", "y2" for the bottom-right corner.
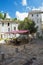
[
  {"x1": 24, "y1": 45, "x2": 25, "y2": 49},
  {"x1": 1, "y1": 52, "x2": 4, "y2": 61},
  {"x1": 15, "y1": 48, "x2": 18, "y2": 53}
]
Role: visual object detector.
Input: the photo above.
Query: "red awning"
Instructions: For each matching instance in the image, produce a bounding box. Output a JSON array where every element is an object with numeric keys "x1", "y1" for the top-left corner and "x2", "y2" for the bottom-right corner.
[
  {"x1": 5, "y1": 30, "x2": 30, "y2": 34},
  {"x1": 18, "y1": 30, "x2": 29, "y2": 34}
]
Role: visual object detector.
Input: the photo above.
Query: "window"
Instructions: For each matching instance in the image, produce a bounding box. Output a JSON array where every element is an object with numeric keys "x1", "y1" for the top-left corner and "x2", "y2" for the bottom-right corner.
[
  {"x1": 2, "y1": 23, "x2": 4, "y2": 26},
  {"x1": 32, "y1": 14, "x2": 33, "y2": 17},
  {"x1": 8, "y1": 23, "x2": 10, "y2": 26},
  {"x1": 8, "y1": 28, "x2": 10, "y2": 32},
  {"x1": 14, "y1": 27, "x2": 16, "y2": 30}
]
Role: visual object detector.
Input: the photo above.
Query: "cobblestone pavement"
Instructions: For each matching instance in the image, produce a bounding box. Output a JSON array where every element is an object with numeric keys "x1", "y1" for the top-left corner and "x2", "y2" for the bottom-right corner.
[{"x1": 0, "y1": 39, "x2": 43, "y2": 65}]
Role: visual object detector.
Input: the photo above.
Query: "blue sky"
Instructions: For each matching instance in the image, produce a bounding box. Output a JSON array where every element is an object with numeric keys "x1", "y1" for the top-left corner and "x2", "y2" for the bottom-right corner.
[{"x1": 0, "y1": 0, "x2": 43, "y2": 20}]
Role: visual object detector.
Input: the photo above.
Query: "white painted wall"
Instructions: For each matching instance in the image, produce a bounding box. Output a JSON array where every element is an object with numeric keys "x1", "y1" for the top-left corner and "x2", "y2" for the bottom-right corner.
[
  {"x1": 28, "y1": 11, "x2": 43, "y2": 34},
  {"x1": 41, "y1": 14, "x2": 43, "y2": 24},
  {"x1": 0, "y1": 21, "x2": 19, "y2": 38}
]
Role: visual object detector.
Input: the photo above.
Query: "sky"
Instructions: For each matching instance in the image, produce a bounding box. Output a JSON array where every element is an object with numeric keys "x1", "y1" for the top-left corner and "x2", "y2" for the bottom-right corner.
[{"x1": 0, "y1": 0, "x2": 43, "y2": 20}]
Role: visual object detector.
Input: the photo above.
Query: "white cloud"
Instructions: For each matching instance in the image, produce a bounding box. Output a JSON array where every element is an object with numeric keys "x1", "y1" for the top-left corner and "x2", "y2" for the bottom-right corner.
[
  {"x1": 6, "y1": 13, "x2": 11, "y2": 18},
  {"x1": 26, "y1": 6, "x2": 31, "y2": 10},
  {"x1": 39, "y1": 6, "x2": 43, "y2": 11},
  {"x1": 22, "y1": 0, "x2": 27, "y2": 6},
  {"x1": 32, "y1": 2, "x2": 43, "y2": 11},
  {"x1": 0, "y1": 11, "x2": 11, "y2": 18},
  {"x1": 16, "y1": 11, "x2": 28, "y2": 20},
  {"x1": 1, "y1": 11, "x2": 3, "y2": 13},
  {"x1": 32, "y1": 6, "x2": 43, "y2": 11},
  {"x1": 32, "y1": 7, "x2": 40, "y2": 10}
]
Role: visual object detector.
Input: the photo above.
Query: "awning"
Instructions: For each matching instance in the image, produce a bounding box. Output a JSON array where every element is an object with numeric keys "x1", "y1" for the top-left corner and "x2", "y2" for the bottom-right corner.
[{"x1": 4, "y1": 30, "x2": 30, "y2": 34}]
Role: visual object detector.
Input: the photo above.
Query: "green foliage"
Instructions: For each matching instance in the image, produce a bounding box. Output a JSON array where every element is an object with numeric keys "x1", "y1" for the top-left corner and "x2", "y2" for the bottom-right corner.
[
  {"x1": 38, "y1": 35, "x2": 43, "y2": 40},
  {"x1": 0, "y1": 12, "x2": 4, "y2": 19},
  {"x1": 3, "y1": 13, "x2": 6, "y2": 19},
  {"x1": 18, "y1": 17, "x2": 38, "y2": 34},
  {"x1": 12, "y1": 18, "x2": 17, "y2": 21},
  {"x1": 5, "y1": 18, "x2": 11, "y2": 20},
  {"x1": 0, "y1": 12, "x2": 7, "y2": 20}
]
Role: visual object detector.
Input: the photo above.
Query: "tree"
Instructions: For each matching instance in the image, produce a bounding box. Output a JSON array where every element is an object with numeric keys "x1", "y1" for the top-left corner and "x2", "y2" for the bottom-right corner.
[
  {"x1": 18, "y1": 17, "x2": 38, "y2": 34},
  {"x1": 0, "y1": 12, "x2": 7, "y2": 20},
  {"x1": 0, "y1": 12, "x2": 4, "y2": 19},
  {"x1": 3, "y1": 13, "x2": 6, "y2": 19}
]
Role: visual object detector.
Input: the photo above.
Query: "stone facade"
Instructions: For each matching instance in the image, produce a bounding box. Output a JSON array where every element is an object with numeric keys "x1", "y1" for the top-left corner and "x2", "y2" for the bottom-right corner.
[{"x1": 28, "y1": 10, "x2": 43, "y2": 35}]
